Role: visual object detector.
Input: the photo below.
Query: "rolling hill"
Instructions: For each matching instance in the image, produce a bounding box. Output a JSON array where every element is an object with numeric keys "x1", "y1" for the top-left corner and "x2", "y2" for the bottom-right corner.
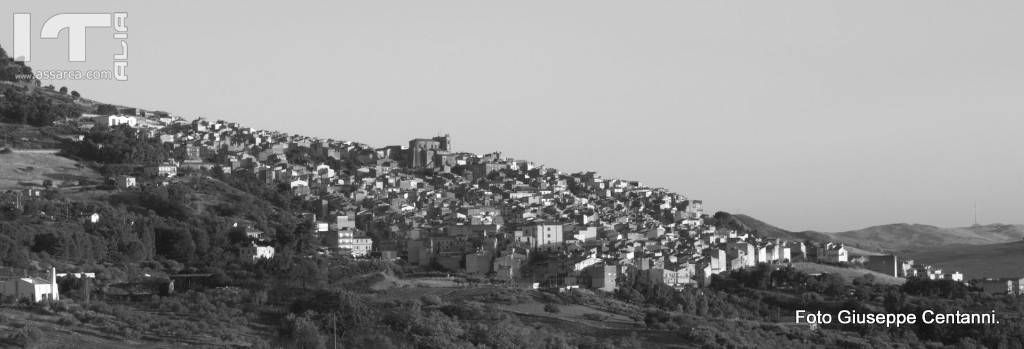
[
  {"x1": 831, "y1": 223, "x2": 1024, "y2": 253},
  {"x1": 721, "y1": 214, "x2": 831, "y2": 242},
  {"x1": 730, "y1": 214, "x2": 1024, "y2": 254},
  {"x1": 729, "y1": 214, "x2": 879, "y2": 256},
  {"x1": 906, "y1": 240, "x2": 1024, "y2": 279}
]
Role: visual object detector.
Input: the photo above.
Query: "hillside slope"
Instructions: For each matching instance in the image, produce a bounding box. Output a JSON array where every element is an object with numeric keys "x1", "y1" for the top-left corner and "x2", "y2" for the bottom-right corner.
[
  {"x1": 906, "y1": 240, "x2": 1024, "y2": 279},
  {"x1": 790, "y1": 262, "x2": 904, "y2": 285},
  {"x1": 0, "y1": 149, "x2": 101, "y2": 189},
  {"x1": 832, "y1": 223, "x2": 1024, "y2": 253},
  {"x1": 732, "y1": 214, "x2": 1024, "y2": 254},
  {"x1": 722, "y1": 214, "x2": 831, "y2": 242}
]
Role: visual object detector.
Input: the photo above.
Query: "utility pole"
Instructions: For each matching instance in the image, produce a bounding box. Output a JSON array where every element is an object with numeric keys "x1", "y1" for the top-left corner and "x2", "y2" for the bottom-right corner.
[
  {"x1": 973, "y1": 202, "x2": 979, "y2": 227},
  {"x1": 84, "y1": 277, "x2": 91, "y2": 305}
]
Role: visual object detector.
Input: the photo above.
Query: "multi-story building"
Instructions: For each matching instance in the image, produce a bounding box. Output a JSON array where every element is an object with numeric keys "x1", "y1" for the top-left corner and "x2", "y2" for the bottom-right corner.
[
  {"x1": 526, "y1": 224, "x2": 564, "y2": 248},
  {"x1": 325, "y1": 229, "x2": 373, "y2": 257}
]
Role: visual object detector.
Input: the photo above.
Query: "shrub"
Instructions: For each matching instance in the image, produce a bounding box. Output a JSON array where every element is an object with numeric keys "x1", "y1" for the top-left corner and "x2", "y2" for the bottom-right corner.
[
  {"x1": 13, "y1": 326, "x2": 43, "y2": 347},
  {"x1": 49, "y1": 299, "x2": 70, "y2": 312},
  {"x1": 543, "y1": 303, "x2": 561, "y2": 314},
  {"x1": 57, "y1": 314, "x2": 79, "y2": 326},
  {"x1": 420, "y1": 294, "x2": 443, "y2": 306}
]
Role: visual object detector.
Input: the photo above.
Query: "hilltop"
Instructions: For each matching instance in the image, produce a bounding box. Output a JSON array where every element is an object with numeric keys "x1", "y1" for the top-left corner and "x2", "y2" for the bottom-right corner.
[
  {"x1": 731, "y1": 214, "x2": 1024, "y2": 254},
  {"x1": 726, "y1": 214, "x2": 831, "y2": 242},
  {"x1": 831, "y1": 223, "x2": 1024, "y2": 253}
]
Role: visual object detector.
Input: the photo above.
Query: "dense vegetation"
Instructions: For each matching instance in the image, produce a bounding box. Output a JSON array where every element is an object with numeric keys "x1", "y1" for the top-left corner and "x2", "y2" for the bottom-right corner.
[{"x1": 0, "y1": 48, "x2": 84, "y2": 127}]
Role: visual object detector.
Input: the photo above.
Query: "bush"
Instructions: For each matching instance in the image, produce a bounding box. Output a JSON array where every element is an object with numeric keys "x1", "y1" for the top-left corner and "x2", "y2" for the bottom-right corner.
[
  {"x1": 57, "y1": 313, "x2": 79, "y2": 326},
  {"x1": 49, "y1": 299, "x2": 70, "y2": 312},
  {"x1": 292, "y1": 316, "x2": 324, "y2": 349},
  {"x1": 543, "y1": 303, "x2": 561, "y2": 314},
  {"x1": 420, "y1": 294, "x2": 443, "y2": 306},
  {"x1": 13, "y1": 326, "x2": 43, "y2": 347}
]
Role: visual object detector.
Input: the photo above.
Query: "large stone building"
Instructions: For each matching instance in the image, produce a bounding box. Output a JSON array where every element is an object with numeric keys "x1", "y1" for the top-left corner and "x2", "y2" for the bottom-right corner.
[{"x1": 406, "y1": 135, "x2": 452, "y2": 169}]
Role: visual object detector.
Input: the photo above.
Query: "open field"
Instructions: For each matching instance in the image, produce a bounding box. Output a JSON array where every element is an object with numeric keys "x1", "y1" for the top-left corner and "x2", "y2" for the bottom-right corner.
[{"x1": 0, "y1": 150, "x2": 102, "y2": 189}]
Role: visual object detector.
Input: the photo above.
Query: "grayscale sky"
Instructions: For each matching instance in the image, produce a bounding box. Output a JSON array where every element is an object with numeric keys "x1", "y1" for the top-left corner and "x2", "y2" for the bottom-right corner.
[{"x1": 4, "y1": 1, "x2": 1023, "y2": 232}]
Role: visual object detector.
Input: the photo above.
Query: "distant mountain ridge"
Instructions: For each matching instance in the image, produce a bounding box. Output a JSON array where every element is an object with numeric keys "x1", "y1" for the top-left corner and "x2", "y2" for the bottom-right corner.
[
  {"x1": 731, "y1": 214, "x2": 1024, "y2": 253},
  {"x1": 906, "y1": 240, "x2": 1024, "y2": 278},
  {"x1": 831, "y1": 223, "x2": 1024, "y2": 252}
]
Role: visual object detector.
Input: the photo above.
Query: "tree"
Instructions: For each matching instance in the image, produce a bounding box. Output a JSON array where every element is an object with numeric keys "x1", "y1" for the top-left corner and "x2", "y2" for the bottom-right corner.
[
  {"x1": 291, "y1": 315, "x2": 325, "y2": 349},
  {"x1": 96, "y1": 104, "x2": 118, "y2": 116},
  {"x1": 155, "y1": 225, "x2": 195, "y2": 263},
  {"x1": 59, "y1": 86, "x2": 67, "y2": 94},
  {"x1": 883, "y1": 289, "x2": 905, "y2": 313},
  {"x1": 32, "y1": 233, "x2": 62, "y2": 256},
  {"x1": 292, "y1": 258, "x2": 322, "y2": 289},
  {"x1": 0, "y1": 235, "x2": 30, "y2": 268},
  {"x1": 71, "y1": 90, "x2": 80, "y2": 99}
]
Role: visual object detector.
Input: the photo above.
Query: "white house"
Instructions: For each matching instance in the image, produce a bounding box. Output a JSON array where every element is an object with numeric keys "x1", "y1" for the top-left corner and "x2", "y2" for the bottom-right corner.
[
  {"x1": 145, "y1": 162, "x2": 178, "y2": 177},
  {"x1": 116, "y1": 175, "x2": 137, "y2": 189},
  {"x1": 820, "y1": 243, "x2": 849, "y2": 263},
  {"x1": 349, "y1": 237, "x2": 373, "y2": 257},
  {"x1": 573, "y1": 256, "x2": 602, "y2": 272},
  {"x1": 0, "y1": 268, "x2": 59, "y2": 302},
  {"x1": 96, "y1": 115, "x2": 138, "y2": 128},
  {"x1": 289, "y1": 179, "x2": 309, "y2": 189},
  {"x1": 242, "y1": 243, "x2": 275, "y2": 261}
]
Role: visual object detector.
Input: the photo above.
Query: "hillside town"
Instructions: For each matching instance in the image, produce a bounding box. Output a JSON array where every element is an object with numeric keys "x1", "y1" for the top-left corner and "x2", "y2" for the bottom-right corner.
[{"x1": 1, "y1": 110, "x2": 989, "y2": 305}]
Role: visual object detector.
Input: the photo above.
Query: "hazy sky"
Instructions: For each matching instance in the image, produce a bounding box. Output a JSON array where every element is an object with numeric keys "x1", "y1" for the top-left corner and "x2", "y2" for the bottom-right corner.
[{"x1": 4, "y1": 1, "x2": 1023, "y2": 231}]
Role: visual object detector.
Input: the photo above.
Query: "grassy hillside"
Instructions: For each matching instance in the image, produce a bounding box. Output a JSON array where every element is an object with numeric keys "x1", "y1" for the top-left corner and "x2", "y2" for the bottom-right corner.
[
  {"x1": 906, "y1": 240, "x2": 1024, "y2": 279},
  {"x1": 733, "y1": 214, "x2": 1024, "y2": 254},
  {"x1": 790, "y1": 262, "x2": 905, "y2": 285},
  {"x1": 0, "y1": 122, "x2": 78, "y2": 149},
  {"x1": 722, "y1": 214, "x2": 831, "y2": 242},
  {"x1": 832, "y1": 223, "x2": 1024, "y2": 253},
  {"x1": 0, "y1": 150, "x2": 101, "y2": 189}
]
